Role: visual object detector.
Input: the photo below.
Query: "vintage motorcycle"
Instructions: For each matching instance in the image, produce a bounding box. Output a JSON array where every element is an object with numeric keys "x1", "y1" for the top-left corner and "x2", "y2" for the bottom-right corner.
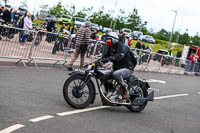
[{"x1": 63, "y1": 58, "x2": 154, "y2": 112}]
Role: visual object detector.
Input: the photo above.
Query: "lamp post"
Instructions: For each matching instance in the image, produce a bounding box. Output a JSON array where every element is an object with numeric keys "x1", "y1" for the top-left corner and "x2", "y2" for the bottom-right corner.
[
  {"x1": 110, "y1": 0, "x2": 118, "y2": 29},
  {"x1": 169, "y1": 10, "x2": 177, "y2": 49}
]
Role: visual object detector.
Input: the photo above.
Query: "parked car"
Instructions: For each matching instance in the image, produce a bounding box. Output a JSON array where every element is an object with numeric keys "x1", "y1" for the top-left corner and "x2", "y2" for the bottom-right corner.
[
  {"x1": 103, "y1": 27, "x2": 112, "y2": 33},
  {"x1": 46, "y1": 15, "x2": 56, "y2": 22},
  {"x1": 61, "y1": 15, "x2": 72, "y2": 24},
  {"x1": 113, "y1": 29, "x2": 119, "y2": 34},
  {"x1": 91, "y1": 23, "x2": 99, "y2": 31},
  {"x1": 153, "y1": 49, "x2": 173, "y2": 66},
  {"x1": 121, "y1": 28, "x2": 131, "y2": 37},
  {"x1": 18, "y1": 7, "x2": 27, "y2": 16},
  {"x1": 142, "y1": 35, "x2": 155, "y2": 44},
  {"x1": 132, "y1": 31, "x2": 143, "y2": 40},
  {"x1": 74, "y1": 17, "x2": 86, "y2": 26},
  {"x1": 153, "y1": 49, "x2": 168, "y2": 62}
]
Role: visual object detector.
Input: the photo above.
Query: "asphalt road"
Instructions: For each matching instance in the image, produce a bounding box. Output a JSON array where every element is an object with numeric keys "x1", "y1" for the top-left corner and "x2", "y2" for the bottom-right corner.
[{"x1": 0, "y1": 66, "x2": 200, "y2": 133}]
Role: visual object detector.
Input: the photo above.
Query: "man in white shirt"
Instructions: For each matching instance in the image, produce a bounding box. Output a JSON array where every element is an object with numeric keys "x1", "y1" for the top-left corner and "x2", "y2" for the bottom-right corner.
[{"x1": 19, "y1": 12, "x2": 32, "y2": 48}]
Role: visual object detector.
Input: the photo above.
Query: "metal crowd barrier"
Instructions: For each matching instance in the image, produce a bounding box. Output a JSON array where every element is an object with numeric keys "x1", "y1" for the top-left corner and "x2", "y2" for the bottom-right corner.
[
  {"x1": 0, "y1": 24, "x2": 199, "y2": 75},
  {"x1": 27, "y1": 30, "x2": 70, "y2": 68},
  {"x1": 0, "y1": 24, "x2": 36, "y2": 67}
]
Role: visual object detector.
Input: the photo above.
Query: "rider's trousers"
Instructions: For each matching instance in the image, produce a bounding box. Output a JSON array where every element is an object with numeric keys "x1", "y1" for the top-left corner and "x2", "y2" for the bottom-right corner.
[{"x1": 112, "y1": 68, "x2": 133, "y2": 87}]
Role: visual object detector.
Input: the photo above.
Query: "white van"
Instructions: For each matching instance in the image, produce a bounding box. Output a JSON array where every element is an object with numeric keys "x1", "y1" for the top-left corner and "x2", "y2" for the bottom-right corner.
[
  {"x1": 121, "y1": 28, "x2": 131, "y2": 37},
  {"x1": 74, "y1": 17, "x2": 86, "y2": 27}
]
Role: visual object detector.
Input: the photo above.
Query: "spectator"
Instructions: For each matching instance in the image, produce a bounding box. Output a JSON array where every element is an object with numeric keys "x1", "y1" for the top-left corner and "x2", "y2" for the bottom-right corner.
[
  {"x1": 141, "y1": 42, "x2": 145, "y2": 50},
  {"x1": 0, "y1": 6, "x2": 4, "y2": 19},
  {"x1": 128, "y1": 37, "x2": 132, "y2": 47},
  {"x1": 60, "y1": 23, "x2": 65, "y2": 33},
  {"x1": 135, "y1": 39, "x2": 142, "y2": 55},
  {"x1": 10, "y1": 8, "x2": 14, "y2": 23},
  {"x1": 13, "y1": 10, "x2": 20, "y2": 26},
  {"x1": 101, "y1": 30, "x2": 109, "y2": 58},
  {"x1": 2, "y1": 7, "x2": 11, "y2": 24},
  {"x1": 19, "y1": 12, "x2": 32, "y2": 48},
  {"x1": 67, "y1": 21, "x2": 91, "y2": 70},
  {"x1": 146, "y1": 44, "x2": 153, "y2": 64},
  {"x1": 189, "y1": 53, "x2": 195, "y2": 72},
  {"x1": 175, "y1": 49, "x2": 182, "y2": 67},
  {"x1": 71, "y1": 25, "x2": 77, "y2": 34},
  {"x1": 47, "y1": 18, "x2": 56, "y2": 32},
  {"x1": 119, "y1": 33, "x2": 126, "y2": 43},
  {"x1": 46, "y1": 18, "x2": 56, "y2": 42},
  {"x1": 168, "y1": 48, "x2": 173, "y2": 56},
  {"x1": 194, "y1": 55, "x2": 200, "y2": 76},
  {"x1": 91, "y1": 29, "x2": 98, "y2": 40},
  {"x1": 89, "y1": 29, "x2": 99, "y2": 57},
  {"x1": 18, "y1": 13, "x2": 27, "y2": 28}
]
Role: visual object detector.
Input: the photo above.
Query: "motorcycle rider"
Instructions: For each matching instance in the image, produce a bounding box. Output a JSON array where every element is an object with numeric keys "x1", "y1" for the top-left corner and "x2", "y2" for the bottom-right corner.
[{"x1": 102, "y1": 32, "x2": 136, "y2": 99}]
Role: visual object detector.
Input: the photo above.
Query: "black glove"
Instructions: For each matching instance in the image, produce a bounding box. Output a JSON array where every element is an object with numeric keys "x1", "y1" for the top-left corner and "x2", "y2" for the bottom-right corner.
[{"x1": 101, "y1": 58, "x2": 109, "y2": 63}]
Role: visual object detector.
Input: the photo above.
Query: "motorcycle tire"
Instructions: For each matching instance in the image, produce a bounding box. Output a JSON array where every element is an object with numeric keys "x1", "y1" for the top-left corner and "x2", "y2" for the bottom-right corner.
[
  {"x1": 35, "y1": 35, "x2": 42, "y2": 46},
  {"x1": 8, "y1": 34, "x2": 14, "y2": 39},
  {"x1": 126, "y1": 80, "x2": 148, "y2": 113},
  {"x1": 63, "y1": 75, "x2": 95, "y2": 109}
]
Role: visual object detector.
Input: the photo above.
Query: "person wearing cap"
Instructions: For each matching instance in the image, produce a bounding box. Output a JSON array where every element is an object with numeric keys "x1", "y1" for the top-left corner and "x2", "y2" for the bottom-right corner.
[{"x1": 67, "y1": 21, "x2": 91, "y2": 70}]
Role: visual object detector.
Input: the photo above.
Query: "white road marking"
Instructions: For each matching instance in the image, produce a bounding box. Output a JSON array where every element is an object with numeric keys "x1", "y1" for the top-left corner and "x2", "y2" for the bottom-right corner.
[
  {"x1": 149, "y1": 88, "x2": 160, "y2": 91},
  {"x1": 198, "y1": 92, "x2": 200, "y2": 94},
  {"x1": 0, "y1": 93, "x2": 191, "y2": 132},
  {"x1": 57, "y1": 106, "x2": 110, "y2": 116},
  {"x1": 147, "y1": 79, "x2": 166, "y2": 84},
  {"x1": 0, "y1": 124, "x2": 25, "y2": 133},
  {"x1": 155, "y1": 94, "x2": 189, "y2": 100},
  {"x1": 29, "y1": 115, "x2": 55, "y2": 122}
]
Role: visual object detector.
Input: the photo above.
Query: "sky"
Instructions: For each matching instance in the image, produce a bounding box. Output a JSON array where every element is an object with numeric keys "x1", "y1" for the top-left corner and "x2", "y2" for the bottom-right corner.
[{"x1": 6, "y1": 0, "x2": 200, "y2": 36}]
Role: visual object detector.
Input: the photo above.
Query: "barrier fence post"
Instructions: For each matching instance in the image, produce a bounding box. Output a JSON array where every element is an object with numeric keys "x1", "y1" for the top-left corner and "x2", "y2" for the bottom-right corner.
[
  {"x1": 91, "y1": 40, "x2": 98, "y2": 62},
  {"x1": 63, "y1": 35, "x2": 72, "y2": 65},
  {"x1": 28, "y1": 31, "x2": 38, "y2": 60}
]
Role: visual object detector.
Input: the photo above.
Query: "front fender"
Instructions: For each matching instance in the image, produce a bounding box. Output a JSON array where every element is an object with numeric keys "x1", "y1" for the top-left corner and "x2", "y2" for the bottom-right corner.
[{"x1": 68, "y1": 71, "x2": 96, "y2": 104}]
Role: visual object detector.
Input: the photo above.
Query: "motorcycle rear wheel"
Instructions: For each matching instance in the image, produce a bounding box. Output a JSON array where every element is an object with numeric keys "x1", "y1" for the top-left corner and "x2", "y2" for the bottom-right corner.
[
  {"x1": 63, "y1": 75, "x2": 95, "y2": 109},
  {"x1": 126, "y1": 80, "x2": 148, "y2": 113}
]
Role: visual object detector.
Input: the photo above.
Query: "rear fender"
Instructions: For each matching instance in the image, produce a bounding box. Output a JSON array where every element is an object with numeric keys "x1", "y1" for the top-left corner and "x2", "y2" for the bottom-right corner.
[
  {"x1": 68, "y1": 71, "x2": 96, "y2": 104},
  {"x1": 128, "y1": 76, "x2": 150, "y2": 90}
]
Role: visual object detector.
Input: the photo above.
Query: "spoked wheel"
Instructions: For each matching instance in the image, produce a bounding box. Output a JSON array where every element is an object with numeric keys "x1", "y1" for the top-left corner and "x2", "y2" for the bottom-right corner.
[
  {"x1": 126, "y1": 80, "x2": 148, "y2": 112},
  {"x1": 63, "y1": 75, "x2": 95, "y2": 109}
]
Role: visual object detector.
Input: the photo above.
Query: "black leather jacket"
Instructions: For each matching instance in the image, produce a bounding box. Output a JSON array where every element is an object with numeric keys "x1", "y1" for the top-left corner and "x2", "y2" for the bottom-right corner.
[{"x1": 104, "y1": 41, "x2": 134, "y2": 71}]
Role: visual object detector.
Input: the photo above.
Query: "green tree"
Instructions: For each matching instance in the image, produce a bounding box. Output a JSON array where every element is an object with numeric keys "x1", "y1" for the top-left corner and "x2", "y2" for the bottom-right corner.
[
  {"x1": 179, "y1": 32, "x2": 190, "y2": 45},
  {"x1": 190, "y1": 33, "x2": 200, "y2": 46},
  {"x1": 89, "y1": 6, "x2": 112, "y2": 28},
  {"x1": 127, "y1": 8, "x2": 142, "y2": 31},
  {"x1": 113, "y1": 9, "x2": 127, "y2": 30},
  {"x1": 49, "y1": 2, "x2": 64, "y2": 18},
  {"x1": 154, "y1": 29, "x2": 170, "y2": 41},
  {"x1": 20, "y1": 0, "x2": 28, "y2": 8}
]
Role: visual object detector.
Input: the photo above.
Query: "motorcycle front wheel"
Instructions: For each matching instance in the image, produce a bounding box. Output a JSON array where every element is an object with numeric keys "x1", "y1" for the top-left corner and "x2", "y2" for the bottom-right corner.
[{"x1": 63, "y1": 75, "x2": 95, "y2": 109}]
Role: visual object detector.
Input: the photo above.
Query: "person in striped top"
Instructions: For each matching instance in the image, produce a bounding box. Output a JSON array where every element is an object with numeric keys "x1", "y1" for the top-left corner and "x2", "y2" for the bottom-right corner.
[{"x1": 67, "y1": 21, "x2": 91, "y2": 70}]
